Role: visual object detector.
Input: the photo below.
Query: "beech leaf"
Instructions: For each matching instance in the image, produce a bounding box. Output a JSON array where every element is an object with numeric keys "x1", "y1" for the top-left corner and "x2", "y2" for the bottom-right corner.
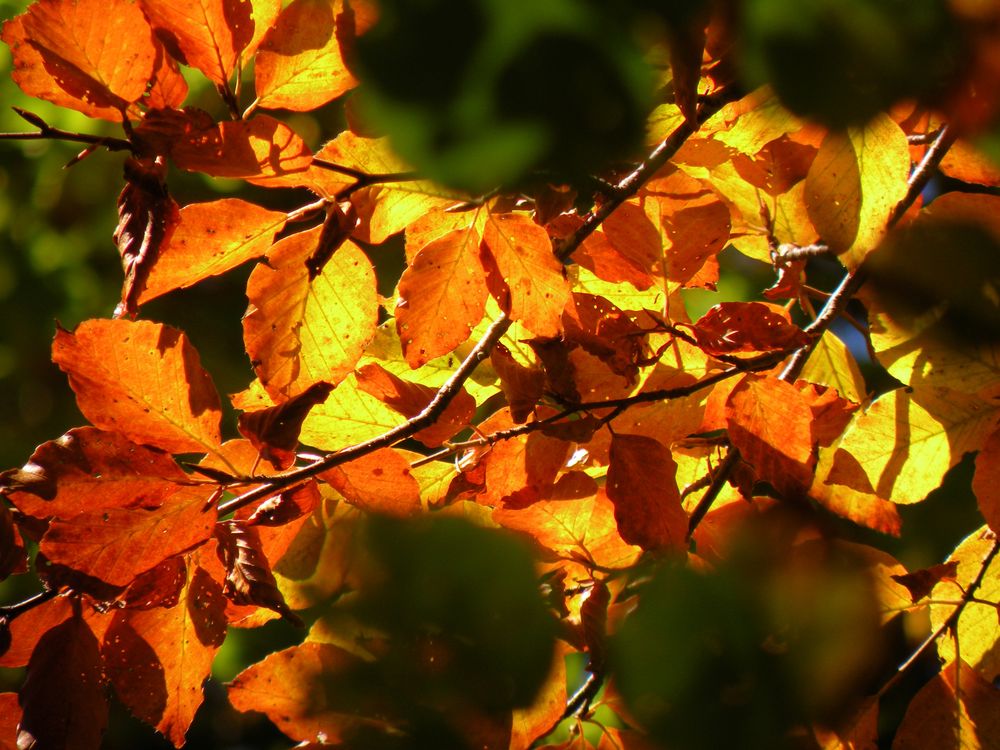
[
  {"x1": 52, "y1": 319, "x2": 223, "y2": 454},
  {"x1": 237, "y1": 381, "x2": 334, "y2": 468}
]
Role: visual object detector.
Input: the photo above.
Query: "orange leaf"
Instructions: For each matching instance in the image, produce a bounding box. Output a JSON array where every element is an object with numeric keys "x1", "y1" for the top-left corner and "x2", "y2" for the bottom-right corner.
[
  {"x1": 227, "y1": 641, "x2": 380, "y2": 743},
  {"x1": 600, "y1": 202, "x2": 662, "y2": 281},
  {"x1": 170, "y1": 114, "x2": 319, "y2": 188},
  {"x1": 890, "y1": 561, "x2": 960, "y2": 604},
  {"x1": 244, "y1": 227, "x2": 378, "y2": 400},
  {"x1": 483, "y1": 212, "x2": 571, "y2": 337},
  {"x1": 0, "y1": 693, "x2": 18, "y2": 750},
  {"x1": 137, "y1": 0, "x2": 253, "y2": 86},
  {"x1": 491, "y1": 343, "x2": 545, "y2": 424},
  {"x1": 143, "y1": 40, "x2": 189, "y2": 110},
  {"x1": 355, "y1": 362, "x2": 475, "y2": 447},
  {"x1": 52, "y1": 319, "x2": 223, "y2": 454},
  {"x1": 103, "y1": 561, "x2": 227, "y2": 747},
  {"x1": 1, "y1": 427, "x2": 187, "y2": 520},
  {"x1": 238, "y1": 381, "x2": 334, "y2": 468},
  {"x1": 396, "y1": 225, "x2": 488, "y2": 368},
  {"x1": 254, "y1": 0, "x2": 358, "y2": 111},
  {"x1": 2, "y1": 0, "x2": 157, "y2": 121},
  {"x1": 40, "y1": 485, "x2": 216, "y2": 589},
  {"x1": 321, "y1": 447, "x2": 423, "y2": 517},
  {"x1": 0, "y1": 595, "x2": 73, "y2": 669},
  {"x1": 726, "y1": 375, "x2": 815, "y2": 496},
  {"x1": 681, "y1": 301, "x2": 811, "y2": 358},
  {"x1": 605, "y1": 433, "x2": 687, "y2": 551},
  {"x1": 663, "y1": 199, "x2": 732, "y2": 286},
  {"x1": 892, "y1": 659, "x2": 1000, "y2": 750},
  {"x1": 973, "y1": 427, "x2": 1000, "y2": 535},
  {"x1": 138, "y1": 198, "x2": 287, "y2": 305},
  {"x1": 18, "y1": 614, "x2": 107, "y2": 750}
]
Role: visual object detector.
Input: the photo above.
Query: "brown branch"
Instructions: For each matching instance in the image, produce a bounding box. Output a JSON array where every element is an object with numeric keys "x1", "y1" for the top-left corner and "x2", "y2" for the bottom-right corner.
[
  {"x1": 876, "y1": 537, "x2": 999, "y2": 700},
  {"x1": 554, "y1": 84, "x2": 742, "y2": 262},
  {"x1": 217, "y1": 313, "x2": 513, "y2": 516},
  {"x1": 0, "y1": 587, "x2": 60, "y2": 622},
  {"x1": 0, "y1": 107, "x2": 133, "y2": 153}
]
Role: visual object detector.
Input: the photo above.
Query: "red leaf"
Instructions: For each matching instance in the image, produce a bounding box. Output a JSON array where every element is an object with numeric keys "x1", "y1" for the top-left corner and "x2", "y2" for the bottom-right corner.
[
  {"x1": 890, "y1": 561, "x2": 960, "y2": 604},
  {"x1": 355, "y1": 362, "x2": 475, "y2": 447},
  {"x1": 1, "y1": 427, "x2": 188, "y2": 520},
  {"x1": 605, "y1": 433, "x2": 687, "y2": 551},
  {"x1": 0, "y1": 504, "x2": 25, "y2": 581},
  {"x1": 0, "y1": 595, "x2": 74, "y2": 669},
  {"x1": 18, "y1": 613, "x2": 107, "y2": 750},
  {"x1": 974, "y1": 427, "x2": 1000, "y2": 535},
  {"x1": 681, "y1": 301, "x2": 811, "y2": 358},
  {"x1": 0, "y1": 693, "x2": 18, "y2": 750},
  {"x1": 238, "y1": 381, "x2": 334, "y2": 468}
]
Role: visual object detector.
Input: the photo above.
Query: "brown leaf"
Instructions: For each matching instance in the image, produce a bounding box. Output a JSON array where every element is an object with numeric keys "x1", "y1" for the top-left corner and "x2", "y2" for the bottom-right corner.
[
  {"x1": 18, "y1": 613, "x2": 108, "y2": 750},
  {"x1": 491, "y1": 343, "x2": 545, "y2": 424},
  {"x1": 355, "y1": 362, "x2": 475, "y2": 447},
  {"x1": 563, "y1": 294, "x2": 648, "y2": 384},
  {"x1": 0, "y1": 504, "x2": 26, "y2": 581},
  {"x1": 137, "y1": 198, "x2": 287, "y2": 306},
  {"x1": 1, "y1": 427, "x2": 188, "y2": 520},
  {"x1": 606, "y1": 433, "x2": 687, "y2": 551},
  {"x1": 580, "y1": 580, "x2": 611, "y2": 673},
  {"x1": 103, "y1": 561, "x2": 228, "y2": 746},
  {"x1": 238, "y1": 381, "x2": 334, "y2": 468},
  {"x1": 321, "y1": 448, "x2": 422, "y2": 517},
  {"x1": 114, "y1": 156, "x2": 179, "y2": 319},
  {"x1": 215, "y1": 520, "x2": 301, "y2": 625},
  {"x1": 0, "y1": 595, "x2": 73, "y2": 669},
  {"x1": 121, "y1": 556, "x2": 188, "y2": 610},
  {"x1": 681, "y1": 301, "x2": 811, "y2": 358},
  {"x1": 665, "y1": 7, "x2": 709, "y2": 123},
  {"x1": 39, "y1": 485, "x2": 216, "y2": 590},
  {"x1": 974, "y1": 427, "x2": 1000, "y2": 535},
  {"x1": 2, "y1": 0, "x2": 157, "y2": 121},
  {"x1": 247, "y1": 482, "x2": 321, "y2": 527},
  {"x1": 890, "y1": 562, "x2": 960, "y2": 604},
  {"x1": 52, "y1": 319, "x2": 223, "y2": 454}
]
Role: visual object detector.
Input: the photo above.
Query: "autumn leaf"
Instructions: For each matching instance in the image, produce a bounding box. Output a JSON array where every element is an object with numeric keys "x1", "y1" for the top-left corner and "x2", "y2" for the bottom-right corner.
[
  {"x1": 0, "y1": 595, "x2": 74, "y2": 669},
  {"x1": 138, "y1": 199, "x2": 287, "y2": 305},
  {"x1": 244, "y1": 227, "x2": 378, "y2": 400},
  {"x1": 237, "y1": 381, "x2": 334, "y2": 468},
  {"x1": 52, "y1": 319, "x2": 223, "y2": 454},
  {"x1": 137, "y1": 0, "x2": 253, "y2": 87},
  {"x1": 39, "y1": 484, "x2": 216, "y2": 590},
  {"x1": 215, "y1": 520, "x2": 301, "y2": 624},
  {"x1": 605, "y1": 433, "x2": 687, "y2": 551},
  {"x1": 804, "y1": 114, "x2": 910, "y2": 269},
  {"x1": 662, "y1": 199, "x2": 732, "y2": 286},
  {"x1": 0, "y1": 427, "x2": 188, "y2": 520},
  {"x1": 2, "y1": 0, "x2": 157, "y2": 121},
  {"x1": 483, "y1": 212, "x2": 572, "y2": 337},
  {"x1": 681, "y1": 301, "x2": 811, "y2": 358},
  {"x1": 103, "y1": 561, "x2": 227, "y2": 747},
  {"x1": 355, "y1": 362, "x2": 476, "y2": 447},
  {"x1": 974, "y1": 427, "x2": 1000, "y2": 534},
  {"x1": 17, "y1": 613, "x2": 107, "y2": 750},
  {"x1": 892, "y1": 659, "x2": 1000, "y2": 750},
  {"x1": 396, "y1": 224, "x2": 488, "y2": 368},
  {"x1": 321, "y1": 447, "x2": 422, "y2": 517},
  {"x1": 725, "y1": 374, "x2": 816, "y2": 496},
  {"x1": 254, "y1": 0, "x2": 358, "y2": 111}
]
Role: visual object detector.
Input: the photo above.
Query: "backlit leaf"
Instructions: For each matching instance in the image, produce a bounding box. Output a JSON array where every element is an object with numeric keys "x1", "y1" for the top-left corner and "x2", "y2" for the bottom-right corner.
[
  {"x1": 215, "y1": 520, "x2": 300, "y2": 624},
  {"x1": 892, "y1": 659, "x2": 1000, "y2": 750},
  {"x1": 606, "y1": 433, "x2": 687, "y2": 551},
  {"x1": 930, "y1": 527, "x2": 1000, "y2": 682},
  {"x1": 138, "y1": 199, "x2": 287, "y2": 305},
  {"x1": 17, "y1": 614, "x2": 107, "y2": 750},
  {"x1": 321, "y1": 447, "x2": 422, "y2": 517},
  {"x1": 836, "y1": 386, "x2": 999, "y2": 504},
  {"x1": 52, "y1": 319, "x2": 223, "y2": 454},
  {"x1": 238, "y1": 381, "x2": 334, "y2": 469},
  {"x1": 40, "y1": 485, "x2": 216, "y2": 589},
  {"x1": 974, "y1": 427, "x2": 1000, "y2": 534},
  {"x1": 396, "y1": 225, "x2": 488, "y2": 368},
  {"x1": 300, "y1": 374, "x2": 405, "y2": 450},
  {"x1": 138, "y1": 0, "x2": 253, "y2": 86},
  {"x1": 244, "y1": 227, "x2": 378, "y2": 400},
  {"x1": 254, "y1": 0, "x2": 358, "y2": 111},
  {"x1": 2, "y1": 0, "x2": 156, "y2": 121},
  {"x1": 483, "y1": 212, "x2": 571, "y2": 338},
  {"x1": 1, "y1": 427, "x2": 187, "y2": 520},
  {"x1": 683, "y1": 301, "x2": 810, "y2": 358},
  {"x1": 0, "y1": 595, "x2": 73, "y2": 669},
  {"x1": 103, "y1": 561, "x2": 227, "y2": 747},
  {"x1": 799, "y1": 330, "x2": 867, "y2": 404},
  {"x1": 804, "y1": 114, "x2": 909, "y2": 269}
]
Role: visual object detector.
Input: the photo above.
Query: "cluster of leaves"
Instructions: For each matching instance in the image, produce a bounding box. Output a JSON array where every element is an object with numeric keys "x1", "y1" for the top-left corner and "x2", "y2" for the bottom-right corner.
[{"x1": 2, "y1": 0, "x2": 1000, "y2": 749}]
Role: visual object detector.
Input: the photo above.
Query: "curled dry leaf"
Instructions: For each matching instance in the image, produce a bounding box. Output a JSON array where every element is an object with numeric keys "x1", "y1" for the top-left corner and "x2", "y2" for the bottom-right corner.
[{"x1": 215, "y1": 520, "x2": 302, "y2": 625}]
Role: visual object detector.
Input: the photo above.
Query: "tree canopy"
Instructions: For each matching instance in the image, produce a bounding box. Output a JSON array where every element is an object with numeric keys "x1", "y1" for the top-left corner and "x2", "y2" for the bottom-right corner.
[{"x1": 2, "y1": 1, "x2": 1000, "y2": 749}]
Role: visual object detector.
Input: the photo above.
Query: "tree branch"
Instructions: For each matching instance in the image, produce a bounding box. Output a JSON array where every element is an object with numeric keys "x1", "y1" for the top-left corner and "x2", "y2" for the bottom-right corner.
[{"x1": 0, "y1": 107, "x2": 133, "y2": 153}]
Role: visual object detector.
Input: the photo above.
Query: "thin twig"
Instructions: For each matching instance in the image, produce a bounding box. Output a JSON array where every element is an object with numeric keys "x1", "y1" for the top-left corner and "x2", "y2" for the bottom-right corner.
[
  {"x1": 217, "y1": 313, "x2": 513, "y2": 516},
  {"x1": 0, "y1": 587, "x2": 59, "y2": 622},
  {"x1": 1, "y1": 107, "x2": 133, "y2": 153}
]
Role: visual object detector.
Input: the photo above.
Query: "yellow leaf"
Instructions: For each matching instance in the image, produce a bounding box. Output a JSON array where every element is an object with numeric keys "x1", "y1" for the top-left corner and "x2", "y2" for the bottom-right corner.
[
  {"x1": 804, "y1": 113, "x2": 910, "y2": 269},
  {"x1": 836, "y1": 386, "x2": 999, "y2": 504},
  {"x1": 799, "y1": 330, "x2": 867, "y2": 404},
  {"x1": 254, "y1": 0, "x2": 357, "y2": 111},
  {"x1": 930, "y1": 527, "x2": 1000, "y2": 683},
  {"x1": 299, "y1": 374, "x2": 404, "y2": 451},
  {"x1": 244, "y1": 228, "x2": 378, "y2": 400}
]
